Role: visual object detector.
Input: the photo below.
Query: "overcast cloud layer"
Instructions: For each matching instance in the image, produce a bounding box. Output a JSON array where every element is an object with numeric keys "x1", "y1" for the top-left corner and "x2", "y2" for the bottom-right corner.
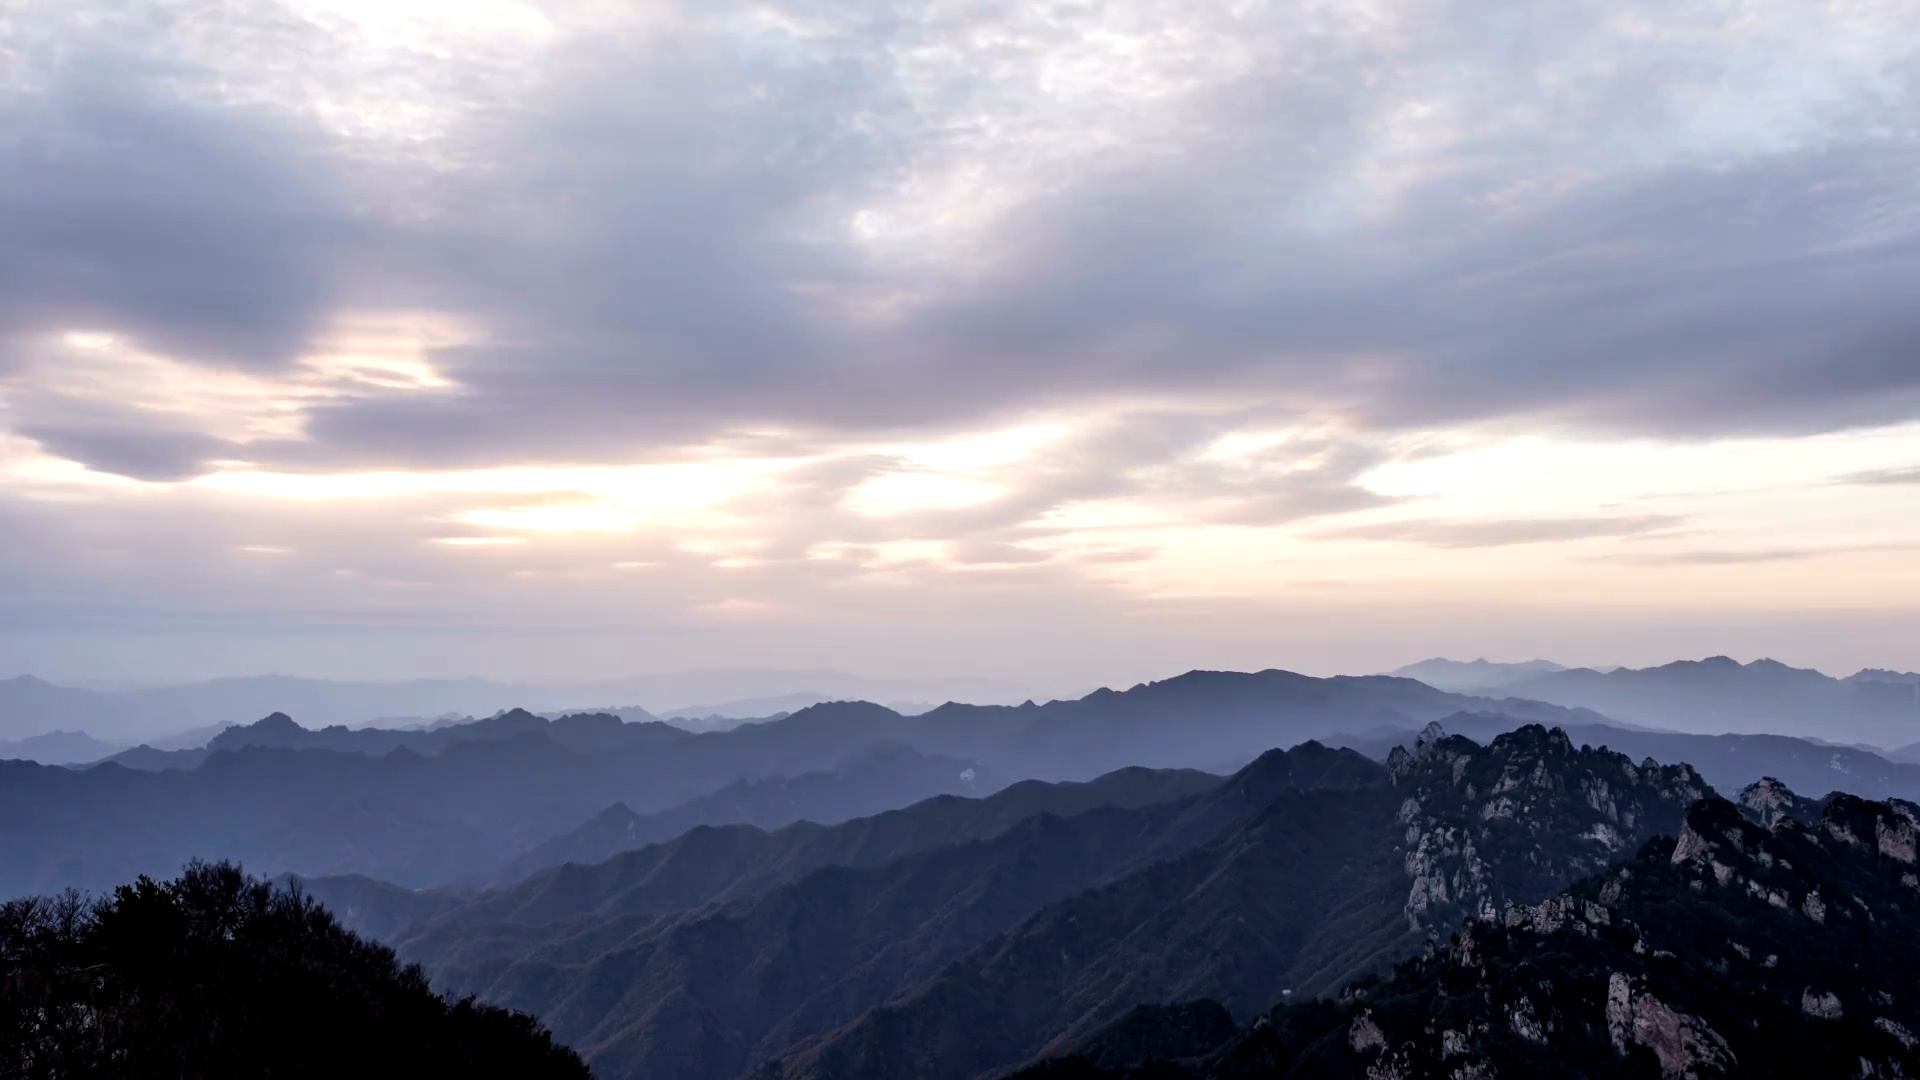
[{"x1": 1, "y1": 0, "x2": 1917, "y2": 686}]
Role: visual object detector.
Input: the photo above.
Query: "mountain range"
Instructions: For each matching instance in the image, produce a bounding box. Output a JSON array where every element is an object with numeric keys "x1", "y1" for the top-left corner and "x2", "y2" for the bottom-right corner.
[
  {"x1": 1380, "y1": 658, "x2": 1572, "y2": 692},
  {"x1": 0, "y1": 670, "x2": 1035, "y2": 744},
  {"x1": 291, "y1": 724, "x2": 1709, "y2": 1080},
  {"x1": 1323, "y1": 709, "x2": 1920, "y2": 806},
  {"x1": 1480, "y1": 656, "x2": 1920, "y2": 744},
  {"x1": 14, "y1": 665, "x2": 1919, "y2": 901},
  {"x1": 10, "y1": 657, "x2": 1920, "y2": 1079},
  {"x1": 0, "y1": 728, "x2": 125, "y2": 765},
  {"x1": 0, "y1": 669, "x2": 1623, "y2": 898},
  {"x1": 1010, "y1": 781, "x2": 1920, "y2": 1079},
  {"x1": 752, "y1": 725, "x2": 1709, "y2": 1080}
]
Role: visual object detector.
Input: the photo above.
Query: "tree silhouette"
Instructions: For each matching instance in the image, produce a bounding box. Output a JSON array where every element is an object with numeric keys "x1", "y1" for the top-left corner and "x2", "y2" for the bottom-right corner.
[{"x1": 0, "y1": 860, "x2": 590, "y2": 1079}]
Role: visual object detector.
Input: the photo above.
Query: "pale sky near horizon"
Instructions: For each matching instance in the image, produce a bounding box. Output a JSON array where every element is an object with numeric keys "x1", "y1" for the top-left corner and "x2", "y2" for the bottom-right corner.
[{"x1": 1, "y1": 0, "x2": 1917, "y2": 689}]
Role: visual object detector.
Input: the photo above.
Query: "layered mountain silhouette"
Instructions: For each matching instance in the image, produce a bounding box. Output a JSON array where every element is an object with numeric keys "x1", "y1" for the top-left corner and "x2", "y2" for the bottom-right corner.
[
  {"x1": 300, "y1": 725, "x2": 1713, "y2": 1080},
  {"x1": 0, "y1": 671, "x2": 1032, "y2": 745},
  {"x1": 755, "y1": 725, "x2": 1709, "y2": 1080},
  {"x1": 0, "y1": 675, "x2": 156, "y2": 742},
  {"x1": 0, "y1": 728, "x2": 124, "y2": 765},
  {"x1": 0, "y1": 670, "x2": 1604, "y2": 899},
  {"x1": 309, "y1": 760, "x2": 1227, "y2": 954},
  {"x1": 100, "y1": 707, "x2": 690, "y2": 770},
  {"x1": 0, "y1": 713, "x2": 985, "y2": 897},
  {"x1": 1013, "y1": 781, "x2": 1920, "y2": 1079},
  {"x1": 491, "y1": 743, "x2": 1002, "y2": 884},
  {"x1": 12, "y1": 656, "x2": 1920, "y2": 1080},
  {"x1": 1495, "y1": 656, "x2": 1920, "y2": 744},
  {"x1": 365, "y1": 747, "x2": 1368, "y2": 1080},
  {"x1": 1380, "y1": 658, "x2": 1570, "y2": 692}
]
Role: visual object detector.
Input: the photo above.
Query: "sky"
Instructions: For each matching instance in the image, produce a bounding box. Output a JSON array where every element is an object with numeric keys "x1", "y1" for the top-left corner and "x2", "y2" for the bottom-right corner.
[{"x1": 1, "y1": 0, "x2": 1917, "y2": 690}]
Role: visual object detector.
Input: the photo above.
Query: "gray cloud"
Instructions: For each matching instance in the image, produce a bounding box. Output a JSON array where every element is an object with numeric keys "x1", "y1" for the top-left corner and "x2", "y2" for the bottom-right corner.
[
  {"x1": 1314, "y1": 515, "x2": 1686, "y2": 549},
  {"x1": 0, "y1": 44, "x2": 359, "y2": 376},
  {"x1": 1841, "y1": 466, "x2": 1920, "y2": 486},
  {"x1": 4, "y1": 0, "x2": 1917, "y2": 481},
  {"x1": 3, "y1": 0, "x2": 1920, "y2": 687},
  {"x1": 13, "y1": 423, "x2": 237, "y2": 483},
  {"x1": 1595, "y1": 547, "x2": 1878, "y2": 567}
]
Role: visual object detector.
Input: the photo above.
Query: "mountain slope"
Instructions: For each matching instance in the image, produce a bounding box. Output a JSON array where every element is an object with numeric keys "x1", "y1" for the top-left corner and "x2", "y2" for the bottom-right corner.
[
  {"x1": 309, "y1": 763, "x2": 1222, "y2": 942},
  {"x1": 759, "y1": 724, "x2": 1710, "y2": 1080},
  {"x1": 492, "y1": 744, "x2": 1002, "y2": 884},
  {"x1": 375, "y1": 751, "x2": 1359, "y2": 1080},
  {"x1": 1017, "y1": 783, "x2": 1920, "y2": 1079}
]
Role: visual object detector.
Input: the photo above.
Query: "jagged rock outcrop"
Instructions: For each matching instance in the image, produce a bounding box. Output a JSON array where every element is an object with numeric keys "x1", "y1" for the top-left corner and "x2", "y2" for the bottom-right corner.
[
  {"x1": 1389, "y1": 722, "x2": 1707, "y2": 932},
  {"x1": 760, "y1": 725, "x2": 1720, "y2": 1080},
  {"x1": 1012, "y1": 781, "x2": 1920, "y2": 1079}
]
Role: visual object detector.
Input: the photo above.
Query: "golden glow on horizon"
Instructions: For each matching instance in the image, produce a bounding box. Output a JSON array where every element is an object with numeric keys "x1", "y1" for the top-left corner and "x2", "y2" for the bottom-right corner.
[{"x1": 4, "y1": 345, "x2": 1918, "y2": 613}]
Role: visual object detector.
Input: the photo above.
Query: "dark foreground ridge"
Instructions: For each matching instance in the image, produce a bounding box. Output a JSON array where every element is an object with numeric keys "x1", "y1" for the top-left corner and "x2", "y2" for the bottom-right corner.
[
  {"x1": 1013, "y1": 782, "x2": 1920, "y2": 1079},
  {"x1": 0, "y1": 861, "x2": 588, "y2": 1079}
]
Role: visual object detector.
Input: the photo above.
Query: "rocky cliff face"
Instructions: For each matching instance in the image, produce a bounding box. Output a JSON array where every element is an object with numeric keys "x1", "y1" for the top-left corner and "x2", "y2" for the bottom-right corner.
[
  {"x1": 767, "y1": 725, "x2": 1726, "y2": 1080},
  {"x1": 1388, "y1": 721, "x2": 1710, "y2": 933},
  {"x1": 1016, "y1": 779, "x2": 1920, "y2": 1080}
]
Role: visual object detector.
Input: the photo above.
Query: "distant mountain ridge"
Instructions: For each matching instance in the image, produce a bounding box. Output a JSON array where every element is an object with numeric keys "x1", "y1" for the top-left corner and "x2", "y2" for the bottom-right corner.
[
  {"x1": 98, "y1": 708, "x2": 688, "y2": 771},
  {"x1": 1853, "y1": 668, "x2": 1920, "y2": 685},
  {"x1": 488, "y1": 743, "x2": 1003, "y2": 884},
  {"x1": 1493, "y1": 655, "x2": 1920, "y2": 744},
  {"x1": 1381, "y1": 658, "x2": 1571, "y2": 692},
  {"x1": 0, "y1": 670, "x2": 1035, "y2": 744},
  {"x1": 0, "y1": 728, "x2": 124, "y2": 765},
  {"x1": 0, "y1": 668, "x2": 1627, "y2": 899}
]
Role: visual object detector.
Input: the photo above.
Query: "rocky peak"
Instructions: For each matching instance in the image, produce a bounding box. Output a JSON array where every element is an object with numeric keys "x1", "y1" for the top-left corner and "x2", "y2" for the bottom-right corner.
[
  {"x1": 208, "y1": 712, "x2": 307, "y2": 751},
  {"x1": 1223, "y1": 789, "x2": 1920, "y2": 1079},
  {"x1": 1388, "y1": 723, "x2": 1711, "y2": 934},
  {"x1": 1737, "y1": 776, "x2": 1823, "y2": 828}
]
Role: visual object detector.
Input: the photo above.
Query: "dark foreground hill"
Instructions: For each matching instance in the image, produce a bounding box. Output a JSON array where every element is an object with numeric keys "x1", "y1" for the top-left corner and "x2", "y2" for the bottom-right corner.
[
  {"x1": 1013, "y1": 783, "x2": 1920, "y2": 1079},
  {"x1": 0, "y1": 861, "x2": 587, "y2": 1080}
]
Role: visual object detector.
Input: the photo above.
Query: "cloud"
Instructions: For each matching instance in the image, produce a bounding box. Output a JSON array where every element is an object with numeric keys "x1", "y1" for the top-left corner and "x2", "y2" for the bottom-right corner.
[
  {"x1": 0, "y1": 43, "x2": 359, "y2": 377},
  {"x1": 1313, "y1": 515, "x2": 1686, "y2": 549},
  {"x1": 2, "y1": 0, "x2": 1920, "y2": 683},
  {"x1": 1840, "y1": 466, "x2": 1920, "y2": 486},
  {"x1": 1600, "y1": 548, "x2": 1861, "y2": 567},
  {"x1": 12, "y1": 423, "x2": 236, "y2": 483},
  {"x1": 5, "y1": 0, "x2": 1919, "y2": 482}
]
